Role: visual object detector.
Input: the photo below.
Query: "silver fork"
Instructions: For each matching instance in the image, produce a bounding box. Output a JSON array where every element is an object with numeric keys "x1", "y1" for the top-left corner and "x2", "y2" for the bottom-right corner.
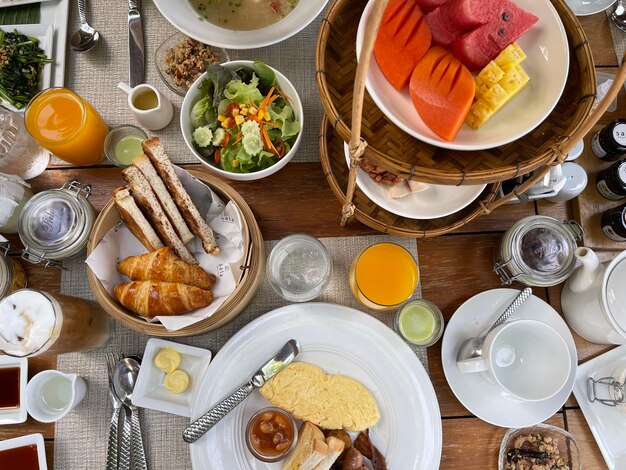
[{"x1": 106, "y1": 352, "x2": 127, "y2": 470}]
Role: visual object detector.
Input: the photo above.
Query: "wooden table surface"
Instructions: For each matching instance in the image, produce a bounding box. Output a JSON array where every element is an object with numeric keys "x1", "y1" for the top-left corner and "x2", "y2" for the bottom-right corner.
[{"x1": 1, "y1": 10, "x2": 624, "y2": 470}]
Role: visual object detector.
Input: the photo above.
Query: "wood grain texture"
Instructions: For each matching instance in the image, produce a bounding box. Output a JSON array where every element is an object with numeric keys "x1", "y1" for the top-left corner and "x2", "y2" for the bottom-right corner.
[
  {"x1": 582, "y1": 14, "x2": 620, "y2": 67},
  {"x1": 565, "y1": 408, "x2": 609, "y2": 469}
]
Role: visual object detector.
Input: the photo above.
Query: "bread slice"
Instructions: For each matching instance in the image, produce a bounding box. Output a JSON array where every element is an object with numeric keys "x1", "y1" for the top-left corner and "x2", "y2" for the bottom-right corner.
[
  {"x1": 142, "y1": 137, "x2": 220, "y2": 255},
  {"x1": 312, "y1": 436, "x2": 345, "y2": 470},
  {"x1": 112, "y1": 187, "x2": 164, "y2": 252},
  {"x1": 122, "y1": 166, "x2": 197, "y2": 265},
  {"x1": 282, "y1": 422, "x2": 328, "y2": 470},
  {"x1": 133, "y1": 155, "x2": 194, "y2": 245}
]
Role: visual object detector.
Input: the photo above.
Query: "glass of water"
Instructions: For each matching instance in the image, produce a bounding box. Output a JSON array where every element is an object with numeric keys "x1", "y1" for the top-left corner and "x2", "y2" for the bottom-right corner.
[{"x1": 267, "y1": 234, "x2": 332, "y2": 302}]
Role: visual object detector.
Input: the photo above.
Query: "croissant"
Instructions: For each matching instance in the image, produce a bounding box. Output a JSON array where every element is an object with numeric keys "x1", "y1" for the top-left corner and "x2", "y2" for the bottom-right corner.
[
  {"x1": 114, "y1": 281, "x2": 214, "y2": 318},
  {"x1": 118, "y1": 248, "x2": 216, "y2": 290}
]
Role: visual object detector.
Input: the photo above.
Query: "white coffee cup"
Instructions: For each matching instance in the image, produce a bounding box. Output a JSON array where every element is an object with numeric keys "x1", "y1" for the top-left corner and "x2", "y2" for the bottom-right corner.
[
  {"x1": 456, "y1": 319, "x2": 571, "y2": 401},
  {"x1": 25, "y1": 370, "x2": 87, "y2": 423},
  {"x1": 117, "y1": 82, "x2": 174, "y2": 131}
]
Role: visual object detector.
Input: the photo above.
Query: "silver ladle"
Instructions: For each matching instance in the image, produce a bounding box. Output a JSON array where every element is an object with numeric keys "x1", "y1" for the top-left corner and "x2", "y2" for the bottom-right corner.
[
  {"x1": 70, "y1": 0, "x2": 100, "y2": 53},
  {"x1": 456, "y1": 287, "x2": 532, "y2": 363},
  {"x1": 113, "y1": 356, "x2": 148, "y2": 470}
]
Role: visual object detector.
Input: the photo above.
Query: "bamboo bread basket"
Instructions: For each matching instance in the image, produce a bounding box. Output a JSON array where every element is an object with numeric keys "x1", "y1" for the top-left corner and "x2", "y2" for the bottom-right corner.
[
  {"x1": 317, "y1": 0, "x2": 626, "y2": 233},
  {"x1": 87, "y1": 170, "x2": 265, "y2": 337}
]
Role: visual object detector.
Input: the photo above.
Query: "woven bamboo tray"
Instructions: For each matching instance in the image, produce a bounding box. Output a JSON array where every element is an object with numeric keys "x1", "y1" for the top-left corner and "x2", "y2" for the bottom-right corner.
[
  {"x1": 86, "y1": 170, "x2": 265, "y2": 337},
  {"x1": 316, "y1": 0, "x2": 596, "y2": 186},
  {"x1": 319, "y1": 115, "x2": 502, "y2": 237}
]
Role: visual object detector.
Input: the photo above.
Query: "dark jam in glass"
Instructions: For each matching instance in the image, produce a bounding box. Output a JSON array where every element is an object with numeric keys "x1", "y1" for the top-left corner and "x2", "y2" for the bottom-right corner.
[
  {"x1": 0, "y1": 445, "x2": 39, "y2": 470},
  {"x1": 601, "y1": 203, "x2": 626, "y2": 242},
  {"x1": 591, "y1": 119, "x2": 626, "y2": 162},
  {"x1": 0, "y1": 367, "x2": 20, "y2": 409},
  {"x1": 597, "y1": 159, "x2": 626, "y2": 201}
]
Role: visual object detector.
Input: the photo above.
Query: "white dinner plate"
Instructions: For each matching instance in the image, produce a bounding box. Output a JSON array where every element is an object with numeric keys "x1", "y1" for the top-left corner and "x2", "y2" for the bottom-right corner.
[
  {"x1": 153, "y1": 0, "x2": 329, "y2": 49},
  {"x1": 356, "y1": 0, "x2": 570, "y2": 151},
  {"x1": 0, "y1": 0, "x2": 54, "y2": 6},
  {"x1": 0, "y1": 24, "x2": 53, "y2": 112},
  {"x1": 564, "y1": 0, "x2": 617, "y2": 16},
  {"x1": 190, "y1": 303, "x2": 442, "y2": 470},
  {"x1": 442, "y1": 289, "x2": 577, "y2": 428},
  {"x1": 573, "y1": 345, "x2": 626, "y2": 470},
  {"x1": 343, "y1": 143, "x2": 486, "y2": 219}
]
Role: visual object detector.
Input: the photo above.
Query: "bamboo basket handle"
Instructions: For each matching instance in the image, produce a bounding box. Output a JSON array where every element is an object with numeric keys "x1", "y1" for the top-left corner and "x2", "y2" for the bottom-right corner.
[
  {"x1": 485, "y1": 47, "x2": 626, "y2": 212},
  {"x1": 341, "y1": 0, "x2": 391, "y2": 226}
]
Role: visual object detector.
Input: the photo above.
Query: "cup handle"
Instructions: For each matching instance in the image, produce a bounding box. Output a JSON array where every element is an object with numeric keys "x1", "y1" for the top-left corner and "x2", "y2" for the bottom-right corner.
[
  {"x1": 117, "y1": 82, "x2": 132, "y2": 95},
  {"x1": 457, "y1": 357, "x2": 488, "y2": 374}
]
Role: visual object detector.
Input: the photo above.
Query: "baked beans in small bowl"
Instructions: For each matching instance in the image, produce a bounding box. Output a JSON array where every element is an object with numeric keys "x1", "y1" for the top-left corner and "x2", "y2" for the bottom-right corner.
[{"x1": 245, "y1": 407, "x2": 297, "y2": 462}]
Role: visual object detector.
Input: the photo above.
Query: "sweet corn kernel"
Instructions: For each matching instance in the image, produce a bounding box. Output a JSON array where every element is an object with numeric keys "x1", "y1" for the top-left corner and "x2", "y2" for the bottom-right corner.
[
  {"x1": 235, "y1": 114, "x2": 245, "y2": 125},
  {"x1": 232, "y1": 159, "x2": 239, "y2": 168},
  {"x1": 232, "y1": 109, "x2": 239, "y2": 117},
  {"x1": 217, "y1": 114, "x2": 226, "y2": 122},
  {"x1": 257, "y1": 110, "x2": 265, "y2": 120},
  {"x1": 240, "y1": 109, "x2": 248, "y2": 116},
  {"x1": 239, "y1": 103, "x2": 246, "y2": 109},
  {"x1": 222, "y1": 117, "x2": 232, "y2": 128},
  {"x1": 249, "y1": 107, "x2": 258, "y2": 115}
]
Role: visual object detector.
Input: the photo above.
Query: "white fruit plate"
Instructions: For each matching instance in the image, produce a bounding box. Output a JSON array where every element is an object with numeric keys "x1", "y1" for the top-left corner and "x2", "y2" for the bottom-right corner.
[{"x1": 356, "y1": 0, "x2": 570, "y2": 151}]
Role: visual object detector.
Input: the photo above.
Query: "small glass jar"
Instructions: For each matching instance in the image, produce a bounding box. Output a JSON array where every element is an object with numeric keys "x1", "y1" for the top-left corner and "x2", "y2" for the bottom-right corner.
[
  {"x1": 0, "y1": 173, "x2": 34, "y2": 233},
  {"x1": 18, "y1": 181, "x2": 95, "y2": 268},
  {"x1": 591, "y1": 119, "x2": 626, "y2": 162},
  {"x1": 0, "y1": 240, "x2": 27, "y2": 299},
  {"x1": 601, "y1": 202, "x2": 626, "y2": 242},
  {"x1": 597, "y1": 159, "x2": 626, "y2": 201},
  {"x1": 394, "y1": 299, "x2": 444, "y2": 347},
  {"x1": 494, "y1": 216, "x2": 583, "y2": 287},
  {"x1": 245, "y1": 407, "x2": 298, "y2": 463}
]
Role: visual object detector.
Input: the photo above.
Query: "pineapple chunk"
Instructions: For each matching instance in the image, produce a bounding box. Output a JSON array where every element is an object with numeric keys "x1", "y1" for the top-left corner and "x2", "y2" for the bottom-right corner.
[
  {"x1": 495, "y1": 42, "x2": 527, "y2": 71},
  {"x1": 466, "y1": 44, "x2": 530, "y2": 130}
]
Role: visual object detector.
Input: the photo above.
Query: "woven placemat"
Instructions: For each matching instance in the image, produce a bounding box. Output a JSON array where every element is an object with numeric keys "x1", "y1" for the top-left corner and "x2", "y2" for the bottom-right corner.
[
  {"x1": 608, "y1": 9, "x2": 625, "y2": 64},
  {"x1": 54, "y1": 235, "x2": 428, "y2": 470},
  {"x1": 54, "y1": 1, "x2": 323, "y2": 166}
]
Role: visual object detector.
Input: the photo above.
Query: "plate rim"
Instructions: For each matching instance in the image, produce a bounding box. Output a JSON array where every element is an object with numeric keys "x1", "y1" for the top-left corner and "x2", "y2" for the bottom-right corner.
[{"x1": 189, "y1": 301, "x2": 443, "y2": 470}]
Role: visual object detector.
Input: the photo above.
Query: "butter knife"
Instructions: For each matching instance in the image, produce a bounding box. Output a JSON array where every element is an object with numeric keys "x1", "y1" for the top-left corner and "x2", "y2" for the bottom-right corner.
[
  {"x1": 182, "y1": 339, "x2": 300, "y2": 444},
  {"x1": 128, "y1": 0, "x2": 144, "y2": 87}
]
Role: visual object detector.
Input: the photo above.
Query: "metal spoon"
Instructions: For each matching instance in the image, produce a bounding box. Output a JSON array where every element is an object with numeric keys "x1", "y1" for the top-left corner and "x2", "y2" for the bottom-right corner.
[
  {"x1": 113, "y1": 356, "x2": 148, "y2": 470},
  {"x1": 611, "y1": 0, "x2": 626, "y2": 32},
  {"x1": 456, "y1": 287, "x2": 532, "y2": 363},
  {"x1": 70, "y1": 0, "x2": 100, "y2": 52}
]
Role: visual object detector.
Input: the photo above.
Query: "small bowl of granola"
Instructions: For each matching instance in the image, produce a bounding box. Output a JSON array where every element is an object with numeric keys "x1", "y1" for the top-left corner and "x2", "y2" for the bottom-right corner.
[
  {"x1": 156, "y1": 32, "x2": 230, "y2": 96},
  {"x1": 498, "y1": 424, "x2": 582, "y2": 470}
]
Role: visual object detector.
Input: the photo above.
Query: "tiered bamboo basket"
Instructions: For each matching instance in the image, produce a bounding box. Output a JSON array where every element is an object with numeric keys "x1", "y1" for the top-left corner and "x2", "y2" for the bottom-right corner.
[
  {"x1": 87, "y1": 170, "x2": 265, "y2": 337},
  {"x1": 316, "y1": 0, "x2": 626, "y2": 236}
]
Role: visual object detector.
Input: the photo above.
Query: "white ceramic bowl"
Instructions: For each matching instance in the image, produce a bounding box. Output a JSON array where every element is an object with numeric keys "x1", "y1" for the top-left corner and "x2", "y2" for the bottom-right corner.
[
  {"x1": 152, "y1": 0, "x2": 329, "y2": 49},
  {"x1": 181, "y1": 60, "x2": 303, "y2": 181}
]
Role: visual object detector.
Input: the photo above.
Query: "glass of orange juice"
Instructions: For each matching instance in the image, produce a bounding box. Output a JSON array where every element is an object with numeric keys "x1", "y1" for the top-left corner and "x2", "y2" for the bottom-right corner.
[
  {"x1": 349, "y1": 243, "x2": 419, "y2": 311},
  {"x1": 24, "y1": 88, "x2": 109, "y2": 165}
]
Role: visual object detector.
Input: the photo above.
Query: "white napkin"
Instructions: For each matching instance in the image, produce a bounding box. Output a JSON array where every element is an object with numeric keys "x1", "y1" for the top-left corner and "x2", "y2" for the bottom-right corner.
[{"x1": 85, "y1": 167, "x2": 245, "y2": 332}]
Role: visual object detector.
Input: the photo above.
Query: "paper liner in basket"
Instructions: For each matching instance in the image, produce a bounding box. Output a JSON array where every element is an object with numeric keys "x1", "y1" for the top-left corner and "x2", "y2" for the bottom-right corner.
[{"x1": 86, "y1": 166, "x2": 244, "y2": 331}]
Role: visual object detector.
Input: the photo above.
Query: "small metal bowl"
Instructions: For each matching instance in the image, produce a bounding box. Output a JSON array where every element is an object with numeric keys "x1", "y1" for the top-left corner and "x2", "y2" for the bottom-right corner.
[
  {"x1": 155, "y1": 32, "x2": 229, "y2": 97},
  {"x1": 245, "y1": 407, "x2": 298, "y2": 463}
]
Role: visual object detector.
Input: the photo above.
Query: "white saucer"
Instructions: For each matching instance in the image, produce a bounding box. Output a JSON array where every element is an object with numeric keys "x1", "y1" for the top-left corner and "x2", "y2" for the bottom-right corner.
[
  {"x1": 564, "y1": 0, "x2": 617, "y2": 16},
  {"x1": 442, "y1": 288, "x2": 577, "y2": 428},
  {"x1": 343, "y1": 144, "x2": 486, "y2": 219}
]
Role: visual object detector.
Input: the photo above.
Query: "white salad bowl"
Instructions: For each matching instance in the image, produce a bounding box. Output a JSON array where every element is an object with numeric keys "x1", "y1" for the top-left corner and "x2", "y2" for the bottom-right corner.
[
  {"x1": 152, "y1": 0, "x2": 329, "y2": 50},
  {"x1": 181, "y1": 60, "x2": 303, "y2": 181}
]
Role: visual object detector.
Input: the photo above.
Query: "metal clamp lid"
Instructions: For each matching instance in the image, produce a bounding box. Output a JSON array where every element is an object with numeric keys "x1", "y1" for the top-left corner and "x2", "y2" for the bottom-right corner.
[
  {"x1": 21, "y1": 247, "x2": 64, "y2": 269},
  {"x1": 494, "y1": 257, "x2": 521, "y2": 285},
  {"x1": 0, "y1": 241, "x2": 8, "y2": 257},
  {"x1": 564, "y1": 220, "x2": 584, "y2": 242},
  {"x1": 61, "y1": 180, "x2": 92, "y2": 200},
  {"x1": 587, "y1": 376, "x2": 625, "y2": 407}
]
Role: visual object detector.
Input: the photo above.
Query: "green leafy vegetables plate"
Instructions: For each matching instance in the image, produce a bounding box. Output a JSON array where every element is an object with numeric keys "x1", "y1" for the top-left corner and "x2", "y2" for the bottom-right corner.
[{"x1": 190, "y1": 61, "x2": 300, "y2": 174}]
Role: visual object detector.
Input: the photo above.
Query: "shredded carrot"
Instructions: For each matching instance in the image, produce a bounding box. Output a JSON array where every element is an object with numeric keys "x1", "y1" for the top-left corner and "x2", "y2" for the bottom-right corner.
[
  {"x1": 259, "y1": 87, "x2": 275, "y2": 111},
  {"x1": 261, "y1": 125, "x2": 280, "y2": 157},
  {"x1": 233, "y1": 132, "x2": 243, "y2": 145}
]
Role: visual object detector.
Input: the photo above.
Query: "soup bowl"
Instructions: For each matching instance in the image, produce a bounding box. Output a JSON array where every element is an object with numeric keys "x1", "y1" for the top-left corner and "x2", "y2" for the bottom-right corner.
[
  {"x1": 153, "y1": 0, "x2": 329, "y2": 49},
  {"x1": 181, "y1": 60, "x2": 303, "y2": 181}
]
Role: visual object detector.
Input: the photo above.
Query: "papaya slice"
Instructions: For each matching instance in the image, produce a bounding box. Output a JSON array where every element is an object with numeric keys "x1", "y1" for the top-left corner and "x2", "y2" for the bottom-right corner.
[
  {"x1": 374, "y1": 0, "x2": 432, "y2": 91},
  {"x1": 409, "y1": 46, "x2": 475, "y2": 141}
]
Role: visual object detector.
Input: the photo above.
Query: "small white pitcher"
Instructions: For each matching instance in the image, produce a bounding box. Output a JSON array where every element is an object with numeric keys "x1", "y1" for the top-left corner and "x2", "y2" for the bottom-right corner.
[
  {"x1": 25, "y1": 370, "x2": 87, "y2": 423},
  {"x1": 117, "y1": 82, "x2": 173, "y2": 131}
]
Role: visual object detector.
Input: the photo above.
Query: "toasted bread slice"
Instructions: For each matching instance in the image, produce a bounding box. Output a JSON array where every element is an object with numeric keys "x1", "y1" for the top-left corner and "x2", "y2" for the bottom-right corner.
[
  {"x1": 133, "y1": 155, "x2": 194, "y2": 245},
  {"x1": 142, "y1": 137, "x2": 219, "y2": 255},
  {"x1": 312, "y1": 436, "x2": 345, "y2": 470},
  {"x1": 282, "y1": 422, "x2": 328, "y2": 470},
  {"x1": 112, "y1": 187, "x2": 164, "y2": 252},
  {"x1": 122, "y1": 166, "x2": 197, "y2": 265}
]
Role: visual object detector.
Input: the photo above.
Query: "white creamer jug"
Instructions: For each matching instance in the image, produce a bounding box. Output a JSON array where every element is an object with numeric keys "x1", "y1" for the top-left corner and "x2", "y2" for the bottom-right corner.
[{"x1": 562, "y1": 248, "x2": 626, "y2": 345}]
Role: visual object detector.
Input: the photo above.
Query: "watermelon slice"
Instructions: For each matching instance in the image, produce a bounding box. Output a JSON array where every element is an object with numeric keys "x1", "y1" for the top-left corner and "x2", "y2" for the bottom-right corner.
[
  {"x1": 426, "y1": 5, "x2": 466, "y2": 47},
  {"x1": 415, "y1": 0, "x2": 448, "y2": 13},
  {"x1": 409, "y1": 46, "x2": 475, "y2": 141},
  {"x1": 374, "y1": 0, "x2": 432, "y2": 91},
  {"x1": 451, "y1": 1, "x2": 538, "y2": 71}
]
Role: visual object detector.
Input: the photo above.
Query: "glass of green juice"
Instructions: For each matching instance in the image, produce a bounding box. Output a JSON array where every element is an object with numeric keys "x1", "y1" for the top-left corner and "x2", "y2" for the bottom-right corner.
[
  {"x1": 104, "y1": 125, "x2": 148, "y2": 167},
  {"x1": 394, "y1": 299, "x2": 444, "y2": 347}
]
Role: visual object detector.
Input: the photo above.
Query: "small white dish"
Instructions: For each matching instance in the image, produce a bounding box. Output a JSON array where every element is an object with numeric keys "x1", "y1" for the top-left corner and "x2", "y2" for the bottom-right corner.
[
  {"x1": 343, "y1": 144, "x2": 486, "y2": 219},
  {"x1": 356, "y1": 0, "x2": 569, "y2": 151},
  {"x1": 0, "y1": 355, "x2": 27, "y2": 425},
  {"x1": 565, "y1": 0, "x2": 617, "y2": 16},
  {"x1": 133, "y1": 338, "x2": 212, "y2": 417},
  {"x1": 442, "y1": 288, "x2": 577, "y2": 428},
  {"x1": 25, "y1": 370, "x2": 87, "y2": 423},
  {"x1": 152, "y1": 0, "x2": 329, "y2": 50},
  {"x1": 573, "y1": 345, "x2": 626, "y2": 470},
  {"x1": 0, "y1": 433, "x2": 47, "y2": 469},
  {"x1": 0, "y1": 24, "x2": 53, "y2": 113}
]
